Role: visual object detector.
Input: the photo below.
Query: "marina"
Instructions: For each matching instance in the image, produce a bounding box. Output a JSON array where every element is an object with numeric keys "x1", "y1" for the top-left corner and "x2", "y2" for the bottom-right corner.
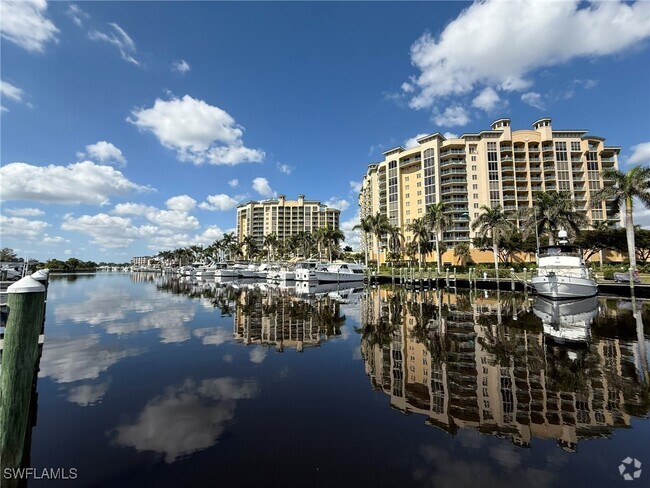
[{"x1": 0, "y1": 273, "x2": 648, "y2": 487}]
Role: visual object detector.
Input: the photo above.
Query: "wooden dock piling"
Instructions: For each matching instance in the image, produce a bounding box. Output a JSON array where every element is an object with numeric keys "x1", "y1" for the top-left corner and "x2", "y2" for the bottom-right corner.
[{"x1": 0, "y1": 276, "x2": 46, "y2": 474}]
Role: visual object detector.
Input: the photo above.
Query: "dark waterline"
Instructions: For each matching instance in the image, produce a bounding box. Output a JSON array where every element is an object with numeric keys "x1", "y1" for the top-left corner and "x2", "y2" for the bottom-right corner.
[{"x1": 6, "y1": 273, "x2": 649, "y2": 488}]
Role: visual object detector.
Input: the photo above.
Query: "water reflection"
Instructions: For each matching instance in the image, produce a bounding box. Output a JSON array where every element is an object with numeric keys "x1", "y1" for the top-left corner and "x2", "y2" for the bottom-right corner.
[
  {"x1": 533, "y1": 296, "x2": 598, "y2": 344},
  {"x1": 359, "y1": 287, "x2": 650, "y2": 452},
  {"x1": 112, "y1": 377, "x2": 259, "y2": 463}
]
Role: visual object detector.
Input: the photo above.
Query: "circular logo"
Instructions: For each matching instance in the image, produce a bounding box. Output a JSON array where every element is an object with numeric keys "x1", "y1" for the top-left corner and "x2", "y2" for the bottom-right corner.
[{"x1": 619, "y1": 457, "x2": 642, "y2": 481}]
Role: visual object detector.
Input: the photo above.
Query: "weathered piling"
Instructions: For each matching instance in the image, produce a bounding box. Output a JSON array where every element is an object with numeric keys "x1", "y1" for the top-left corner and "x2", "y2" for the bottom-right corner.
[
  {"x1": 445, "y1": 268, "x2": 450, "y2": 288},
  {"x1": 31, "y1": 269, "x2": 49, "y2": 333},
  {"x1": 510, "y1": 268, "x2": 515, "y2": 291},
  {"x1": 0, "y1": 276, "x2": 46, "y2": 474}
]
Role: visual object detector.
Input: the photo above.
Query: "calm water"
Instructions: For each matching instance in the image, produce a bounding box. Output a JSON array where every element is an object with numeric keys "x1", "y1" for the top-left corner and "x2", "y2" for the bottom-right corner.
[{"x1": 7, "y1": 273, "x2": 650, "y2": 487}]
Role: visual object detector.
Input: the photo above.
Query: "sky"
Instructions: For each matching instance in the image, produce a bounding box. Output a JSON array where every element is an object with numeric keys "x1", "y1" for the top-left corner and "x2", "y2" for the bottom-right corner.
[{"x1": 1, "y1": 0, "x2": 649, "y2": 262}]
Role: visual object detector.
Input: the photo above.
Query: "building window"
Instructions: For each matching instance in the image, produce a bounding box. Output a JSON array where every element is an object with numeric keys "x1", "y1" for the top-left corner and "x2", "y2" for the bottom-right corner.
[
  {"x1": 417, "y1": 191, "x2": 422, "y2": 196},
  {"x1": 473, "y1": 184, "x2": 478, "y2": 190},
  {"x1": 472, "y1": 175, "x2": 477, "y2": 180},
  {"x1": 473, "y1": 193, "x2": 479, "y2": 199},
  {"x1": 417, "y1": 182, "x2": 422, "y2": 187},
  {"x1": 405, "y1": 185, "x2": 410, "y2": 190},
  {"x1": 418, "y1": 208, "x2": 422, "y2": 214},
  {"x1": 417, "y1": 199, "x2": 422, "y2": 204},
  {"x1": 471, "y1": 156, "x2": 477, "y2": 161},
  {"x1": 474, "y1": 203, "x2": 479, "y2": 208},
  {"x1": 474, "y1": 212, "x2": 479, "y2": 218},
  {"x1": 405, "y1": 193, "x2": 410, "y2": 198},
  {"x1": 405, "y1": 176, "x2": 409, "y2": 181},
  {"x1": 472, "y1": 165, "x2": 477, "y2": 171}
]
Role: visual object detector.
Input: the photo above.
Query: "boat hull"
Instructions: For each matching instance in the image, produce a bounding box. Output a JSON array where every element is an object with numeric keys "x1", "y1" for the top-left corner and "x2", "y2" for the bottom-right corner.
[
  {"x1": 314, "y1": 271, "x2": 365, "y2": 283},
  {"x1": 531, "y1": 275, "x2": 598, "y2": 299}
]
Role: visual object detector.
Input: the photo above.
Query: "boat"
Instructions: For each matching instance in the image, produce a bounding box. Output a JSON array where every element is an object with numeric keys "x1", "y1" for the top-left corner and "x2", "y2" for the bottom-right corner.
[
  {"x1": 533, "y1": 296, "x2": 598, "y2": 344},
  {"x1": 530, "y1": 231, "x2": 597, "y2": 299},
  {"x1": 294, "y1": 260, "x2": 329, "y2": 282},
  {"x1": 314, "y1": 262, "x2": 366, "y2": 283}
]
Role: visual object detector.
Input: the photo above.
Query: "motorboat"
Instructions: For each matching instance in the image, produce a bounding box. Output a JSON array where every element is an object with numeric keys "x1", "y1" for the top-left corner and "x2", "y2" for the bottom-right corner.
[
  {"x1": 533, "y1": 296, "x2": 598, "y2": 344},
  {"x1": 294, "y1": 260, "x2": 329, "y2": 282},
  {"x1": 254, "y1": 263, "x2": 274, "y2": 279},
  {"x1": 314, "y1": 262, "x2": 366, "y2": 283},
  {"x1": 530, "y1": 231, "x2": 597, "y2": 299}
]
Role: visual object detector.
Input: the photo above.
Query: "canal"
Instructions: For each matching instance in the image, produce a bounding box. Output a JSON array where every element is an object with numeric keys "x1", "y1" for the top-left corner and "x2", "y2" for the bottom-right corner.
[{"x1": 6, "y1": 273, "x2": 650, "y2": 487}]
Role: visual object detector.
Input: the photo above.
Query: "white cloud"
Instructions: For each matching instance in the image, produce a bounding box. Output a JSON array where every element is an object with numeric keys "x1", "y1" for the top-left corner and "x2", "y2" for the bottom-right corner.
[
  {"x1": 443, "y1": 132, "x2": 459, "y2": 139},
  {"x1": 43, "y1": 235, "x2": 69, "y2": 245},
  {"x1": 0, "y1": 80, "x2": 24, "y2": 102},
  {"x1": 5, "y1": 207, "x2": 44, "y2": 217},
  {"x1": 0, "y1": 215, "x2": 49, "y2": 240},
  {"x1": 172, "y1": 59, "x2": 190, "y2": 73},
  {"x1": 228, "y1": 179, "x2": 239, "y2": 187},
  {"x1": 404, "y1": 0, "x2": 650, "y2": 111},
  {"x1": 434, "y1": 106, "x2": 470, "y2": 127},
  {"x1": 128, "y1": 95, "x2": 265, "y2": 165},
  {"x1": 79, "y1": 141, "x2": 127, "y2": 166},
  {"x1": 276, "y1": 162, "x2": 293, "y2": 175},
  {"x1": 324, "y1": 198, "x2": 350, "y2": 212},
  {"x1": 62, "y1": 213, "x2": 158, "y2": 248},
  {"x1": 252, "y1": 177, "x2": 273, "y2": 198},
  {"x1": 403, "y1": 133, "x2": 428, "y2": 149},
  {"x1": 67, "y1": 380, "x2": 111, "y2": 407},
  {"x1": 66, "y1": 4, "x2": 89, "y2": 27},
  {"x1": 113, "y1": 377, "x2": 258, "y2": 463},
  {"x1": 0, "y1": 161, "x2": 151, "y2": 205},
  {"x1": 198, "y1": 194, "x2": 239, "y2": 211},
  {"x1": 0, "y1": 0, "x2": 59, "y2": 52},
  {"x1": 341, "y1": 211, "x2": 361, "y2": 250},
  {"x1": 521, "y1": 92, "x2": 545, "y2": 110},
  {"x1": 147, "y1": 226, "x2": 225, "y2": 250},
  {"x1": 39, "y1": 334, "x2": 140, "y2": 383},
  {"x1": 166, "y1": 195, "x2": 197, "y2": 212},
  {"x1": 89, "y1": 22, "x2": 139, "y2": 66},
  {"x1": 349, "y1": 180, "x2": 362, "y2": 193},
  {"x1": 249, "y1": 347, "x2": 267, "y2": 364},
  {"x1": 471, "y1": 87, "x2": 500, "y2": 112},
  {"x1": 628, "y1": 142, "x2": 650, "y2": 166},
  {"x1": 113, "y1": 203, "x2": 199, "y2": 230}
]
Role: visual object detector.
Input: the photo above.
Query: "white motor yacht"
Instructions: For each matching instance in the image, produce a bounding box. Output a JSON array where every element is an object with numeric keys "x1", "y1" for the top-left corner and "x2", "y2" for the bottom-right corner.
[
  {"x1": 533, "y1": 296, "x2": 598, "y2": 343},
  {"x1": 314, "y1": 262, "x2": 366, "y2": 283},
  {"x1": 530, "y1": 231, "x2": 597, "y2": 299},
  {"x1": 294, "y1": 261, "x2": 329, "y2": 282}
]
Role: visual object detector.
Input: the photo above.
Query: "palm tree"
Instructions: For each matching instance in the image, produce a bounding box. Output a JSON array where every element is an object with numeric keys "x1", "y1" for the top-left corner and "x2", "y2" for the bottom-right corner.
[
  {"x1": 263, "y1": 233, "x2": 279, "y2": 261},
  {"x1": 529, "y1": 191, "x2": 586, "y2": 245},
  {"x1": 454, "y1": 242, "x2": 471, "y2": 266},
  {"x1": 407, "y1": 217, "x2": 431, "y2": 271},
  {"x1": 221, "y1": 233, "x2": 237, "y2": 261},
  {"x1": 242, "y1": 235, "x2": 258, "y2": 260},
  {"x1": 365, "y1": 212, "x2": 390, "y2": 272},
  {"x1": 386, "y1": 224, "x2": 404, "y2": 264},
  {"x1": 471, "y1": 205, "x2": 513, "y2": 279},
  {"x1": 425, "y1": 202, "x2": 452, "y2": 273},
  {"x1": 592, "y1": 165, "x2": 650, "y2": 272},
  {"x1": 317, "y1": 226, "x2": 345, "y2": 262},
  {"x1": 353, "y1": 215, "x2": 374, "y2": 268}
]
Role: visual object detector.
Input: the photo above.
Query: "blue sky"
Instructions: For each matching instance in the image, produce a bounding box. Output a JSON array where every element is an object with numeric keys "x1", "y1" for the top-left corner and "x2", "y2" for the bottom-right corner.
[{"x1": 1, "y1": 0, "x2": 649, "y2": 262}]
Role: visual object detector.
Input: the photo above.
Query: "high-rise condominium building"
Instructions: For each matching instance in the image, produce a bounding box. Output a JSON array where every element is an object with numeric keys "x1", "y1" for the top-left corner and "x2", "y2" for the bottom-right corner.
[
  {"x1": 358, "y1": 117, "x2": 620, "y2": 263},
  {"x1": 236, "y1": 194, "x2": 341, "y2": 246}
]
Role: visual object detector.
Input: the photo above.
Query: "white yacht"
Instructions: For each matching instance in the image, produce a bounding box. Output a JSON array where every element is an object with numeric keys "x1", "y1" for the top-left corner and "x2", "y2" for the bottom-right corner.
[
  {"x1": 533, "y1": 296, "x2": 598, "y2": 343},
  {"x1": 314, "y1": 262, "x2": 366, "y2": 283},
  {"x1": 530, "y1": 231, "x2": 597, "y2": 299},
  {"x1": 294, "y1": 261, "x2": 329, "y2": 282}
]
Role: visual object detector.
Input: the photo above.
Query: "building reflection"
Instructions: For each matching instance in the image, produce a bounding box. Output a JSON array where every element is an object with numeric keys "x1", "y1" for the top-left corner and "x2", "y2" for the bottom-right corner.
[
  {"x1": 360, "y1": 288, "x2": 649, "y2": 452},
  {"x1": 233, "y1": 287, "x2": 347, "y2": 352}
]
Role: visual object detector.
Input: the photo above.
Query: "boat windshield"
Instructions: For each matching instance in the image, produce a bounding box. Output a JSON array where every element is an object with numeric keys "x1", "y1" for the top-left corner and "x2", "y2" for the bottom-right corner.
[{"x1": 538, "y1": 245, "x2": 581, "y2": 257}]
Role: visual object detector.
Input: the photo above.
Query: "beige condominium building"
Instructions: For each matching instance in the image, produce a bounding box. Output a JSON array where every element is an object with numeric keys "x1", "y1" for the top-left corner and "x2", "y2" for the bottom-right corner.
[
  {"x1": 358, "y1": 117, "x2": 620, "y2": 264},
  {"x1": 236, "y1": 194, "x2": 340, "y2": 246}
]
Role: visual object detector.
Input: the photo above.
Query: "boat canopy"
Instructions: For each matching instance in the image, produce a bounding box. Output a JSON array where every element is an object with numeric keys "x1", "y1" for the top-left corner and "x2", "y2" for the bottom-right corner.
[{"x1": 538, "y1": 245, "x2": 581, "y2": 257}]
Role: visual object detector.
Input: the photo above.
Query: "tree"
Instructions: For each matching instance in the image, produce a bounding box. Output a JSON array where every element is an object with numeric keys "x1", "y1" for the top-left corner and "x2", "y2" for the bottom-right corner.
[
  {"x1": 366, "y1": 212, "x2": 391, "y2": 271},
  {"x1": 0, "y1": 248, "x2": 18, "y2": 261},
  {"x1": 221, "y1": 233, "x2": 237, "y2": 261},
  {"x1": 353, "y1": 215, "x2": 374, "y2": 269},
  {"x1": 263, "y1": 233, "x2": 279, "y2": 261},
  {"x1": 424, "y1": 202, "x2": 452, "y2": 273},
  {"x1": 386, "y1": 224, "x2": 404, "y2": 265},
  {"x1": 527, "y1": 191, "x2": 586, "y2": 245},
  {"x1": 406, "y1": 218, "x2": 431, "y2": 271},
  {"x1": 592, "y1": 165, "x2": 650, "y2": 272},
  {"x1": 453, "y1": 242, "x2": 472, "y2": 266},
  {"x1": 242, "y1": 235, "x2": 258, "y2": 260},
  {"x1": 318, "y1": 226, "x2": 345, "y2": 262},
  {"x1": 471, "y1": 205, "x2": 514, "y2": 278}
]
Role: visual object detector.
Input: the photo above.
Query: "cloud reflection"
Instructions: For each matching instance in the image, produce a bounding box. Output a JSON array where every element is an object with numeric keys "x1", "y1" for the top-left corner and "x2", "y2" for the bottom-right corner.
[{"x1": 112, "y1": 377, "x2": 259, "y2": 462}]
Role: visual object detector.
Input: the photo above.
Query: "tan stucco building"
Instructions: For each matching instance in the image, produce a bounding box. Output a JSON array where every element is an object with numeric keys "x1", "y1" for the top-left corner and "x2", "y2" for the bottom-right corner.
[
  {"x1": 236, "y1": 194, "x2": 340, "y2": 247},
  {"x1": 358, "y1": 117, "x2": 621, "y2": 264}
]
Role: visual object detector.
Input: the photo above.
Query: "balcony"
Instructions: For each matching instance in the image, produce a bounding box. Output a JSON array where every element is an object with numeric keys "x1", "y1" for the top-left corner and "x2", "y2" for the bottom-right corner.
[
  {"x1": 501, "y1": 156, "x2": 513, "y2": 162},
  {"x1": 544, "y1": 165, "x2": 556, "y2": 172},
  {"x1": 502, "y1": 185, "x2": 515, "y2": 191},
  {"x1": 440, "y1": 148, "x2": 466, "y2": 158},
  {"x1": 440, "y1": 158, "x2": 466, "y2": 168},
  {"x1": 542, "y1": 145, "x2": 554, "y2": 152},
  {"x1": 571, "y1": 156, "x2": 582, "y2": 162},
  {"x1": 440, "y1": 177, "x2": 467, "y2": 185},
  {"x1": 504, "y1": 205, "x2": 517, "y2": 211},
  {"x1": 502, "y1": 175, "x2": 515, "y2": 182},
  {"x1": 514, "y1": 145, "x2": 526, "y2": 153},
  {"x1": 442, "y1": 196, "x2": 468, "y2": 202},
  {"x1": 529, "y1": 157, "x2": 541, "y2": 163},
  {"x1": 514, "y1": 157, "x2": 527, "y2": 163},
  {"x1": 440, "y1": 168, "x2": 466, "y2": 175},
  {"x1": 528, "y1": 146, "x2": 540, "y2": 152},
  {"x1": 500, "y1": 145, "x2": 512, "y2": 151},
  {"x1": 516, "y1": 176, "x2": 528, "y2": 181},
  {"x1": 441, "y1": 187, "x2": 467, "y2": 195}
]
